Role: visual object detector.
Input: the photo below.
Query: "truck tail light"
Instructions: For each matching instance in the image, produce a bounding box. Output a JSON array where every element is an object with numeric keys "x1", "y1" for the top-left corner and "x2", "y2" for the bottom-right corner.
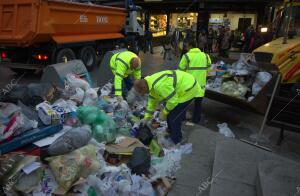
[
  {"x1": 1, "y1": 52, "x2": 7, "y2": 58},
  {"x1": 34, "y1": 54, "x2": 49, "y2": 60}
]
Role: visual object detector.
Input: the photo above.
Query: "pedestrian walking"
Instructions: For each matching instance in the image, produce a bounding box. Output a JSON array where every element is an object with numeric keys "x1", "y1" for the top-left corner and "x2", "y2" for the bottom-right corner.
[
  {"x1": 198, "y1": 30, "x2": 208, "y2": 52},
  {"x1": 162, "y1": 34, "x2": 172, "y2": 60},
  {"x1": 145, "y1": 30, "x2": 154, "y2": 54},
  {"x1": 207, "y1": 28, "x2": 214, "y2": 53},
  {"x1": 219, "y1": 27, "x2": 231, "y2": 58}
]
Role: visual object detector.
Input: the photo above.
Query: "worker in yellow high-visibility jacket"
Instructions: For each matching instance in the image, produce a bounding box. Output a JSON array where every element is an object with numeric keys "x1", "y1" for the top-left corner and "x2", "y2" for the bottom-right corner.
[
  {"x1": 134, "y1": 70, "x2": 201, "y2": 144},
  {"x1": 110, "y1": 51, "x2": 141, "y2": 101},
  {"x1": 178, "y1": 38, "x2": 211, "y2": 124}
]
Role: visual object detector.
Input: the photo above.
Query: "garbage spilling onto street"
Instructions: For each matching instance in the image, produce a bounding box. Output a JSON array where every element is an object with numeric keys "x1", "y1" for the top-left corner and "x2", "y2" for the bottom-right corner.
[
  {"x1": 206, "y1": 54, "x2": 272, "y2": 101},
  {"x1": 0, "y1": 72, "x2": 192, "y2": 195}
]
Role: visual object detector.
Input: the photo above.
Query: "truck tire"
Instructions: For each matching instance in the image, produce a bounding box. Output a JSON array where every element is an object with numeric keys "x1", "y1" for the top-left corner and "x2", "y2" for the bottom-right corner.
[
  {"x1": 55, "y1": 48, "x2": 76, "y2": 63},
  {"x1": 78, "y1": 46, "x2": 97, "y2": 71}
]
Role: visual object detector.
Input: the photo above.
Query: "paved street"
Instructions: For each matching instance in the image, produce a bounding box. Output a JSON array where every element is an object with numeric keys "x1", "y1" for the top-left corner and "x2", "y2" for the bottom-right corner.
[
  {"x1": 1, "y1": 47, "x2": 299, "y2": 160},
  {"x1": 1, "y1": 47, "x2": 300, "y2": 194}
]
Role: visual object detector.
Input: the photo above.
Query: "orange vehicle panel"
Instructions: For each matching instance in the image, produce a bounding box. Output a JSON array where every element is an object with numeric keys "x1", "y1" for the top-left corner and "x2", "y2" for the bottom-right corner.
[{"x1": 0, "y1": 0, "x2": 127, "y2": 47}]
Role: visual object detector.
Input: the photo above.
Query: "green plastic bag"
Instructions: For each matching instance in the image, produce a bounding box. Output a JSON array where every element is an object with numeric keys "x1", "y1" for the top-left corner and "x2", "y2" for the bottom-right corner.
[{"x1": 77, "y1": 106, "x2": 117, "y2": 143}]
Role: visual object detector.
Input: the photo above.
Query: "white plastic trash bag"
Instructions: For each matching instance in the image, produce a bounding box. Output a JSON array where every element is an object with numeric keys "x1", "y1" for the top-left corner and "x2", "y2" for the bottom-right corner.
[
  {"x1": 255, "y1": 72, "x2": 272, "y2": 86},
  {"x1": 217, "y1": 123, "x2": 235, "y2": 138},
  {"x1": 70, "y1": 88, "x2": 85, "y2": 103},
  {"x1": 83, "y1": 88, "x2": 98, "y2": 106},
  {"x1": 66, "y1": 73, "x2": 90, "y2": 91},
  {"x1": 252, "y1": 72, "x2": 272, "y2": 95}
]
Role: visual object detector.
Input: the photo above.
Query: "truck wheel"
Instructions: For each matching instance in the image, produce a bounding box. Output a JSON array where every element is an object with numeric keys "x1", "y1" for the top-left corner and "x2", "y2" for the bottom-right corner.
[
  {"x1": 55, "y1": 48, "x2": 76, "y2": 63},
  {"x1": 78, "y1": 46, "x2": 97, "y2": 71}
]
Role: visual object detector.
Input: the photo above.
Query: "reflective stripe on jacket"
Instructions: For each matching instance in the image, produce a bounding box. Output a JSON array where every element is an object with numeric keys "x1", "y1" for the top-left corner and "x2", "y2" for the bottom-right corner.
[
  {"x1": 110, "y1": 51, "x2": 141, "y2": 96},
  {"x1": 144, "y1": 70, "x2": 201, "y2": 119},
  {"x1": 178, "y1": 48, "x2": 211, "y2": 97}
]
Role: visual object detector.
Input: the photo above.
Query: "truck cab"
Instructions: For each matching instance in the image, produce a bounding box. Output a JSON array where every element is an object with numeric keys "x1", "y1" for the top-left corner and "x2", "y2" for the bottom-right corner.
[{"x1": 253, "y1": 1, "x2": 300, "y2": 83}]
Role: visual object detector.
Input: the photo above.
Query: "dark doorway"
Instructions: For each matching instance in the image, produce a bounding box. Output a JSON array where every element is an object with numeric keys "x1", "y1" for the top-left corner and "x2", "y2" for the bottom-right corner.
[{"x1": 238, "y1": 18, "x2": 252, "y2": 32}]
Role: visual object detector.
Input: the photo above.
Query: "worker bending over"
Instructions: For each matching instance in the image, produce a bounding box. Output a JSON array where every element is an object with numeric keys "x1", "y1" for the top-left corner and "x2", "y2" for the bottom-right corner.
[
  {"x1": 178, "y1": 38, "x2": 211, "y2": 124},
  {"x1": 110, "y1": 51, "x2": 141, "y2": 101},
  {"x1": 134, "y1": 70, "x2": 201, "y2": 144}
]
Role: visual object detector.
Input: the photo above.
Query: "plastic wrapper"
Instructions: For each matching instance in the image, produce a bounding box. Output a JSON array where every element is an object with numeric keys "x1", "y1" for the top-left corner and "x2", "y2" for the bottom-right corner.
[
  {"x1": 70, "y1": 88, "x2": 85, "y2": 104},
  {"x1": 36, "y1": 101, "x2": 63, "y2": 125},
  {"x1": 100, "y1": 82, "x2": 113, "y2": 97},
  {"x1": 32, "y1": 167, "x2": 58, "y2": 196},
  {"x1": 0, "y1": 112, "x2": 37, "y2": 142},
  {"x1": 0, "y1": 155, "x2": 38, "y2": 193},
  {"x1": 65, "y1": 73, "x2": 90, "y2": 91},
  {"x1": 72, "y1": 164, "x2": 155, "y2": 196},
  {"x1": 52, "y1": 98, "x2": 77, "y2": 113},
  {"x1": 17, "y1": 101, "x2": 40, "y2": 123},
  {"x1": 221, "y1": 81, "x2": 248, "y2": 98},
  {"x1": 217, "y1": 122, "x2": 235, "y2": 138},
  {"x1": 47, "y1": 125, "x2": 92, "y2": 156},
  {"x1": 46, "y1": 144, "x2": 100, "y2": 192},
  {"x1": 83, "y1": 88, "x2": 98, "y2": 106},
  {"x1": 230, "y1": 53, "x2": 258, "y2": 72},
  {"x1": 113, "y1": 100, "x2": 132, "y2": 130},
  {"x1": 252, "y1": 72, "x2": 272, "y2": 95},
  {"x1": 206, "y1": 78, "x2": 222, "y2": 92},
  {"x1": 13, "y1": 167, "x2": 43, "y2": 193},
  {"x1": 0, "y1": 102, "x2": 20, "y2": 118},
  {"x1": 130, "y1": 175, "x2": 155, "y2": 196},
  {"x1": 97, "y1": 98, "x2": 113, "y2": 113},
  {"x1": 150, "y1": 144, "x2": 192, "y2": 180},
  {"x1": 77, "y1": 106, "x2": 117, "y2": 143}
]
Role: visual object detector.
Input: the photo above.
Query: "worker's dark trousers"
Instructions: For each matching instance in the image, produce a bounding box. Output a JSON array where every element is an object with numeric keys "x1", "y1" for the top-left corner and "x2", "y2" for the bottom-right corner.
[
  {"x1": 167, "y1": 99, "x2": 193, "y2": 144},
  {"x1": 113, "y1": 76, "x2": 133, "y2": 98},
  {"x1": 192, "y1": 97, "x2": 203, "y2": 124}
]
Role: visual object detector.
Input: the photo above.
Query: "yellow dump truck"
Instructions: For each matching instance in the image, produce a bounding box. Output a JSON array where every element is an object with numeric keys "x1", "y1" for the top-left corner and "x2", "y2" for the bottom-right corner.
[{"x1": 253, "y1": 1, "x2": 300, "y2": 84}]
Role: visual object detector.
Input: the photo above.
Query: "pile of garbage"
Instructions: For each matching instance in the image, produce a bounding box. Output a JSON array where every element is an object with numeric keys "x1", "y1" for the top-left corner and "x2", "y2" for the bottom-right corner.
[
  {"x1": 206, "y1": 54, "x2": 272, "y2": 101},
  {"x1": 0, "y1": 73, "x2": 192, "y2": 195}
]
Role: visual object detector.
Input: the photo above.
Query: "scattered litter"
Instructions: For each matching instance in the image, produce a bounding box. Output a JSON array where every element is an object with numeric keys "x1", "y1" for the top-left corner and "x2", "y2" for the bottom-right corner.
[
  {"x1": 185, "y1": 121, "x2": 195, "y2": 126},
  {"x1": 207, "y1": 54, "x2": 272, "y2": 101},
  {"x1": 217, "y1": 122, "x2": 235, "y2": 138},
  {"x1": 0, "y1": 72, "x2": 193, "y2": 195}
]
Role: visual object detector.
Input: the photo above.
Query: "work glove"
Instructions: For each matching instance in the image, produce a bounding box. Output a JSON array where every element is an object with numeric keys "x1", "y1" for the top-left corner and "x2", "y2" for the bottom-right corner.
[
  {"x1": 140, "y1": 118, "x2": 150, "y2": 127},
  {"x1": 159, "y1": 112, "x2": 167, "y2": 121},
  {"x1": 116, "y1": 96, "x2": 123, "y2": 103}
]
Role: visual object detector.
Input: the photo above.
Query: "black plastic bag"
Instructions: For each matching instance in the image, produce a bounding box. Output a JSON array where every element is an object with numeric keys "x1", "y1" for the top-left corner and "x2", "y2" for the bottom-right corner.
[
  {"x1": 1, "y1": 83, "x2": 54, "y2": 106},
  {"x1": 127, "y1": 147, "x2": 150, "y2": 175},
  {"x1": 137, "y1": 125, "x2": 153, "y2": 145}
]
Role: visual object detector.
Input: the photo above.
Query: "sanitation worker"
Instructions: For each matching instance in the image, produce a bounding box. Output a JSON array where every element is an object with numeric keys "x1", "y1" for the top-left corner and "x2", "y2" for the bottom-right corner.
[
  {"x1": 178, "y1": 38, "x2": 211, "y2": 124},
  {"x1": 110, "y1": 51, "x2": 141, "y2": 102},
  {"x1": 134, "y1": 70, "x2": 201, "y2": 144}
]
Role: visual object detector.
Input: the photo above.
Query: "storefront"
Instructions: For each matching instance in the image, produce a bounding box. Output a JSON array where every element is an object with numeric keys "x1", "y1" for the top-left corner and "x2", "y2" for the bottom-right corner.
[
  {"x1": 209, "y1": 12, "x2": 257, "y2": 31},
  {"x1": 169, "y1": 12, "x2": 198, "y2": 31},
  {"x1": 150, "y1": 14, "x2": 167, "y2": 37}
]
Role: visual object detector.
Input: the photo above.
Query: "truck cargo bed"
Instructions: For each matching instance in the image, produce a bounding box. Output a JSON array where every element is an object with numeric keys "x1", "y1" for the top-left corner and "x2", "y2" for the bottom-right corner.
[
  {"x1": 206, "y1": 57, "x2": 279, "y2": 114},
  {"x1": 0, "y1": 0, "x2": 126, "y2": 47}
]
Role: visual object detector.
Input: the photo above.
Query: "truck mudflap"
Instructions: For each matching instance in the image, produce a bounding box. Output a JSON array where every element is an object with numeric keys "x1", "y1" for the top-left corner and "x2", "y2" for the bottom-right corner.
[
  {"x1": 0, "y1": 62, "x2": 44, "y2": 70},
  {"x1": 205, "y1": 57, "x2": 279, "y2": 114}
]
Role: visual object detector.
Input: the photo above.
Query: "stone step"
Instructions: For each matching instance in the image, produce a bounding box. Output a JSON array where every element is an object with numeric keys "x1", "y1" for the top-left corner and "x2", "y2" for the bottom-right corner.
[
  {"x1": 209, "y1": 139, "x2": 292, "y2": 196},
  {"x1": 257, "y1": 159, "x2": 300, "y2": 196},
  {"x1": 168, "y1": 125, "x2": 228, "y2": 196}
]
